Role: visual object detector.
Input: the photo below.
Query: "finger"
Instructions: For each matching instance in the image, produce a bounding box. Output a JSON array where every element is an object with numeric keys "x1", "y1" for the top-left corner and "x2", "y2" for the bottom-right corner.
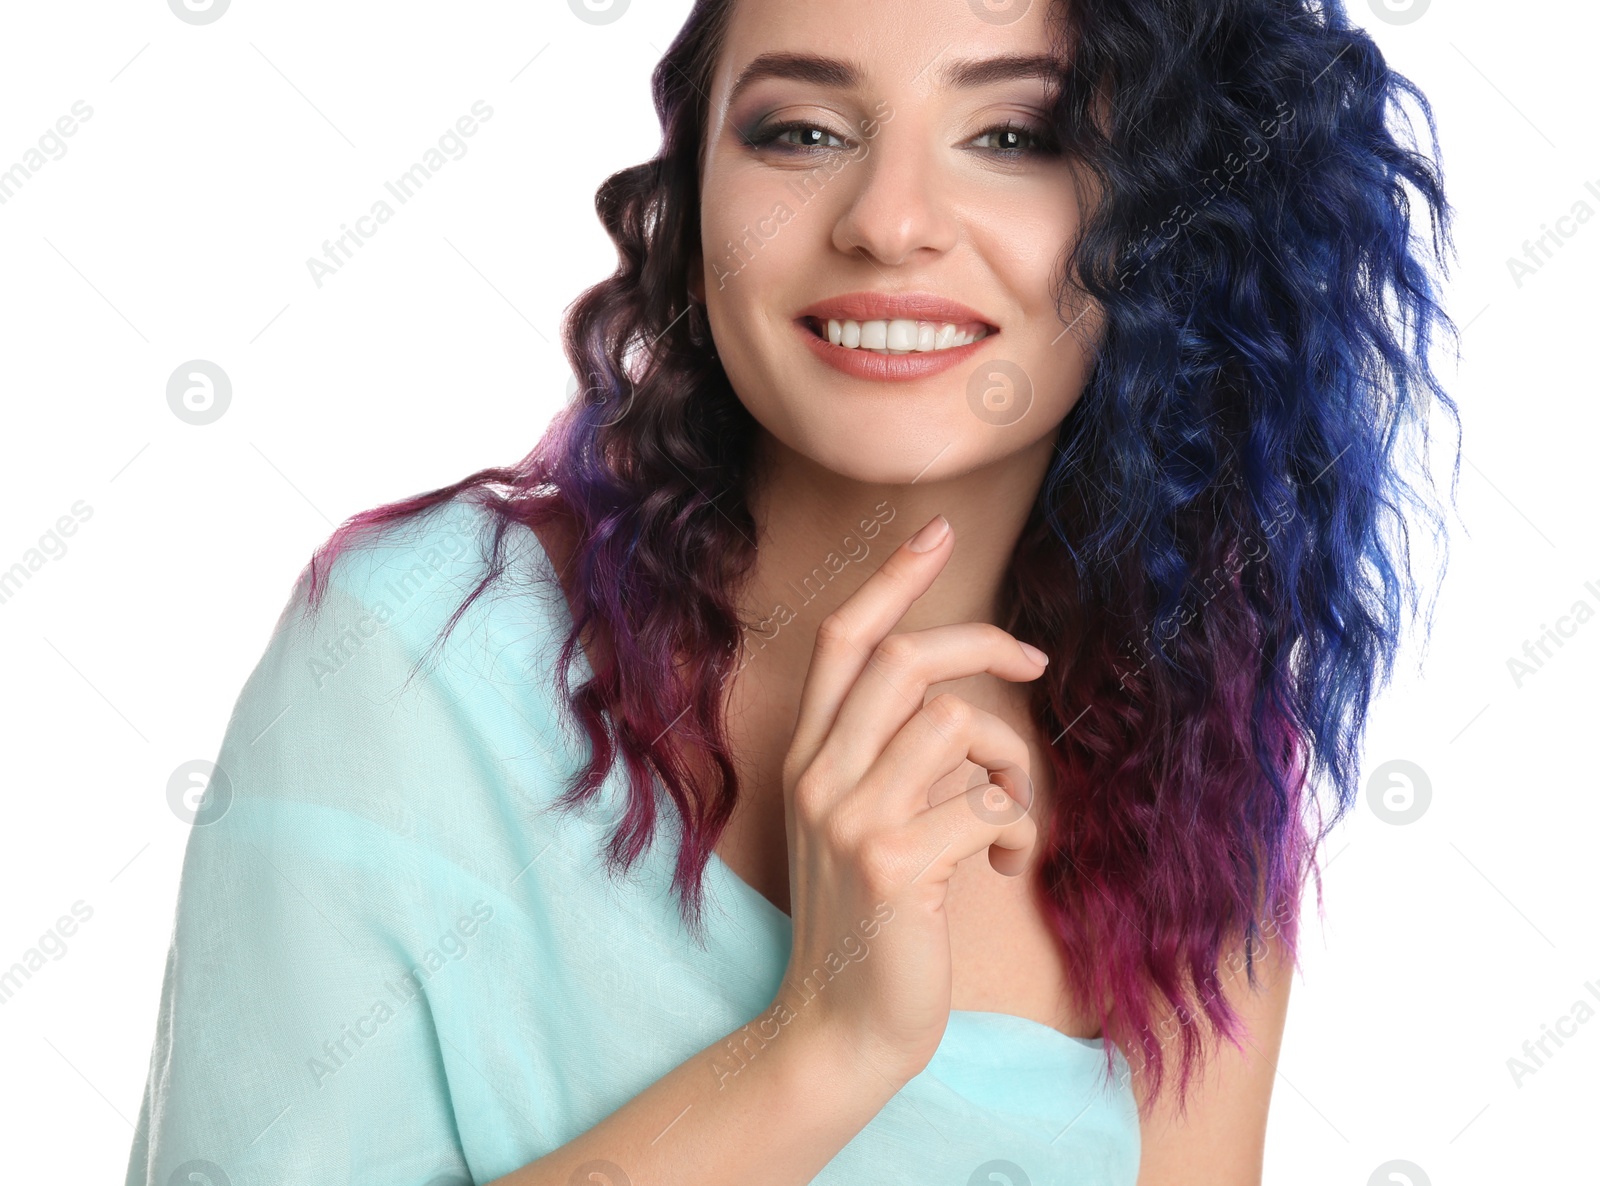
[
  {"x1": 842, "y1": 692, "x2": 1035, "y2": 824},
  {"x1": 901, "y1": 784, "x2": 1040, "y2": 883},
  {"x1": 786, "y1": 513, "x2": 956, "y2": 770},
  {"x1": 816, "y1": 622, "x2": 1046, "y2": 784}
]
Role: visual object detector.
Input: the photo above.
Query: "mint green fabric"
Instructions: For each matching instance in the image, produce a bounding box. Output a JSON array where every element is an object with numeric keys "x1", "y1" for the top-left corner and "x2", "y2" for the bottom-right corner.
[{"x1": 125, "y1": 497, "x2": 1140, "y2": 1185}]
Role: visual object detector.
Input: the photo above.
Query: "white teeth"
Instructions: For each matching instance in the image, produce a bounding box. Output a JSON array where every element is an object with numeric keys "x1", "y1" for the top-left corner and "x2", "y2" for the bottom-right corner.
[
  {"x1": 818, "y1": 318, "x2": 988, "y2": 354},
  {"x1": 885, "y1": 320, "x2": 918, "y2": 351}
]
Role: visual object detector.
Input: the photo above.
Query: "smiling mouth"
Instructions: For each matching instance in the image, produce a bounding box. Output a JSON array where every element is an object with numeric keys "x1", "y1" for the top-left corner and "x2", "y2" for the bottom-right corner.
[{"x1": 803, "y1": 316, "x2": 995, "y2": 355}]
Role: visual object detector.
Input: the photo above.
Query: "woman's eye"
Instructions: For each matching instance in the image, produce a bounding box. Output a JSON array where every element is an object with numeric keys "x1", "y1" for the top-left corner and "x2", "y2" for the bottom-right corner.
[
  {"x1": 969, "y1": 124, "x2": 1058, "y2": 156},
  {"x1": 744, "y1": 119, "x2": 1058, "y2": 158},
  {"x1": 745, "y1": 122, "x2": 851, "y2": 153}
]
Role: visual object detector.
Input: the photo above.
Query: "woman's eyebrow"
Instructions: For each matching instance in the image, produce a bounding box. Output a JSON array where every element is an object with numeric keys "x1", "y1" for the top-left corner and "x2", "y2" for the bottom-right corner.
[{"x1": 727, "y1": 51, "x2": 1065, "y2": 106}]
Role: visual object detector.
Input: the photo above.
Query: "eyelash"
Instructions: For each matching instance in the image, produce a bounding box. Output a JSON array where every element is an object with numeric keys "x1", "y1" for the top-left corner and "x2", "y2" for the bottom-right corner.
[{"x1": 741, "y1": 119, "x2": 1060, "y2": 159}]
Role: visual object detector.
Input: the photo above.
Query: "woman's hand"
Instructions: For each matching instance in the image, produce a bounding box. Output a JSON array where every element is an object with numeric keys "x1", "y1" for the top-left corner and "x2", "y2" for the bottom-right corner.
[{"x1": 773, "y1": 512, "x2": 1049, "y2": 1088}]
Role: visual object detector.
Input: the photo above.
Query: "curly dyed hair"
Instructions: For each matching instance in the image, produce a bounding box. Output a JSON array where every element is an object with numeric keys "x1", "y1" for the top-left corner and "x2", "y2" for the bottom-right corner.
[{"x1": 300, "y1": 0, "x2": 1461, "y2": 1112}]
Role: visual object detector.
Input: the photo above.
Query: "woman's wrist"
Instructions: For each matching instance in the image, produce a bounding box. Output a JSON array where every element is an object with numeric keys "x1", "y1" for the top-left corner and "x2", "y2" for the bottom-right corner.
[{"x1": 749, "y1": 992, "x2": 916, "y2": 1116}]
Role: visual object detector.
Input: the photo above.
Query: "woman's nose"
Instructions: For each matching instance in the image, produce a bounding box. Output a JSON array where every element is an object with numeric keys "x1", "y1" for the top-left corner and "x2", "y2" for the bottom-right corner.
[{"x1": 829, "y1": 133, "x2": 960, "y2": 268}]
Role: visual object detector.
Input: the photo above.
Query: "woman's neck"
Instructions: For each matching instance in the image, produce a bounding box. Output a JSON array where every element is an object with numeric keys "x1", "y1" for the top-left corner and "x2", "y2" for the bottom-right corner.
[{"x1": 727, "y1": 427, "x2": 1056, "y2": 697}]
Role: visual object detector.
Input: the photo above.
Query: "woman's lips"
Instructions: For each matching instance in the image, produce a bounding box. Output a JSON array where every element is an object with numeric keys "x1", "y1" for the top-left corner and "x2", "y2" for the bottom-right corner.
[{"x1": 795, "y1": 316, "x2": 996, "y2": 382}]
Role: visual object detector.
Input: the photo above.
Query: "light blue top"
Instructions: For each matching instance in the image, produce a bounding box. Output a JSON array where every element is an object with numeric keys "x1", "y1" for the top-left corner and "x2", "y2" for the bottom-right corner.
[{"x1": 125, "y1": 496, "x2": 1141, "y2": 1186}]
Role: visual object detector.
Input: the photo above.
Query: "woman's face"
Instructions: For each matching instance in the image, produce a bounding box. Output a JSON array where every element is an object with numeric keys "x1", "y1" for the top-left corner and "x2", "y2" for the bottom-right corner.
[{"x1": 697, "y1": 0, "x2": 1100, "y2": 485}]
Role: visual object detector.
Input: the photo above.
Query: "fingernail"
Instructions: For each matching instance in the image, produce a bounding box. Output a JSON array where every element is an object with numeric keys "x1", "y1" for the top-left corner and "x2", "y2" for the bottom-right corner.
[
  {"x1": 1018, "y1": 641, "x2": 1048, "y2": 665},
  {"x1": 907, "y1": 515, "x2": 949, "y2": 552}
]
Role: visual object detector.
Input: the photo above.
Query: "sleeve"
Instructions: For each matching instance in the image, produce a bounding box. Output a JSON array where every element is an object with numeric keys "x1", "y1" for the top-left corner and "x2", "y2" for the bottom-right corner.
[{"x1": 123, "y1": 560, "x2": 486, "y2": 1186}]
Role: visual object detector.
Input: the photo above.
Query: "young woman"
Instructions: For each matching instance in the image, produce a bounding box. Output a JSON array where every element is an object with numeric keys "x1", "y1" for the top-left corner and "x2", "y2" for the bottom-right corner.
[{"x1": 125, "y1": 0, "x2": 1457, "y2": 1183}]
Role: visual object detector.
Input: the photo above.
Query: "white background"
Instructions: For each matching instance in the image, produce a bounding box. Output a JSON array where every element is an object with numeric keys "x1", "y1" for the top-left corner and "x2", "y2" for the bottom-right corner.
[{"x1": 0, "y1": 0, "x2": 1595, "y2": 1181}]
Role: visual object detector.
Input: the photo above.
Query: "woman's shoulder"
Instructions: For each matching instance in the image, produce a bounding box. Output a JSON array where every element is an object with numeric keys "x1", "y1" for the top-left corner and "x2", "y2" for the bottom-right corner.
[
  {"x1": 214, "y1": 491, "x2": 584, "y2": 842},
  {"x1": 238, "y1": 492, "x2": 582, "y2": 760},
  {"x1": 300, "y1": 493, "x2": 518, "y2": 619},
  {"x1": 136, "y1": 503, "x2": 603, "y2": 1186},
  {"x1": 281, "y1": 493, "x2": 576, "y2": 673}
]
